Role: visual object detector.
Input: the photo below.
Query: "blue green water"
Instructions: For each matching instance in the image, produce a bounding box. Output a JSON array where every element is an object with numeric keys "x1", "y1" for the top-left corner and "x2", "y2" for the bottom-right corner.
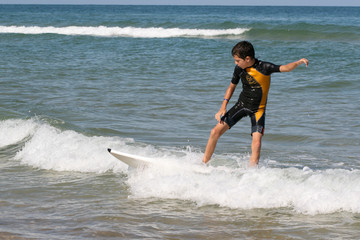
[{"x1": 1, "y1": 5, "x2": 360, "y2": 239}]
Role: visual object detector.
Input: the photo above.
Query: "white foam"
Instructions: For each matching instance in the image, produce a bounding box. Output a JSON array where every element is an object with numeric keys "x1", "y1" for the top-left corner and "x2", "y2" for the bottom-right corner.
[
  {"x1": 128, "y1": 165, "x2": 360, "y2": 215},
  {"x1": 4, "y1": 119, "x2": 128, "y2": 173},
  {"x1": 0, "y1": 25, "x2": 250, "y2": 38},
  {"x1": 0, "y1": 119, "x2": 38, "y2": 148}
]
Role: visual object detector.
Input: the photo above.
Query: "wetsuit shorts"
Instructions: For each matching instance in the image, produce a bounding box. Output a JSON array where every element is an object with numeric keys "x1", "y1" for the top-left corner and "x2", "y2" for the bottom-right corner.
[{"x1": 221, "y1": 101, "x2": 265, "y2": 135}]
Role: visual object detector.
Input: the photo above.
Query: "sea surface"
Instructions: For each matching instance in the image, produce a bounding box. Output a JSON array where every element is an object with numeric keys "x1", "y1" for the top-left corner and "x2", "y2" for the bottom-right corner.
[{"x1": 1, "y1": 4, "x2": 360, "y2": 239}]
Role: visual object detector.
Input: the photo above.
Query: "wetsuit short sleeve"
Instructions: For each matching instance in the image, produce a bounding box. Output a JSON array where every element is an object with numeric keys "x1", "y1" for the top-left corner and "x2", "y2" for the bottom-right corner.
[{"x1": 261, "y1": 61, "x2": 281, "y2": 75}]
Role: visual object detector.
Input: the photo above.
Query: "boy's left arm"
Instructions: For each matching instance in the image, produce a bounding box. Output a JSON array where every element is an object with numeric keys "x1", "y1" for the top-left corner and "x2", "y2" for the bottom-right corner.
[{"x1": 280, "y1": 58, "x2": 309, "y2": 72}]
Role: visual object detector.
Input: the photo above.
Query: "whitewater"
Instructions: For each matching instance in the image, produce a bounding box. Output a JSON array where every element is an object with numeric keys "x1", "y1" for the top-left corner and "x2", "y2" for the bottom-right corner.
[
  {"x1": 2, "y1": 118, "x2": 359, "y2": 216},
  {"x1": 0, "y1": 25, "x2": 250, "y2": 38}
]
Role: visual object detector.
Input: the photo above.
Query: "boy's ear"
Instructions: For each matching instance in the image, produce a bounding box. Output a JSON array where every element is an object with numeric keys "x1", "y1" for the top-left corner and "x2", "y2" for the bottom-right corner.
[{"x1": 245, "y1": 56, "x2": 252, "y2": 62}]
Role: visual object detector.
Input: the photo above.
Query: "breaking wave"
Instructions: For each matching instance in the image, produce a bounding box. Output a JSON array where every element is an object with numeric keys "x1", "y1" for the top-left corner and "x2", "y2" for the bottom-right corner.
[
  {"x1": 0, "y1": 25, "x2": 250, "y2": 38},
  {"x1": 1, "y1": 118, "x2": 360, "y2": 215}
]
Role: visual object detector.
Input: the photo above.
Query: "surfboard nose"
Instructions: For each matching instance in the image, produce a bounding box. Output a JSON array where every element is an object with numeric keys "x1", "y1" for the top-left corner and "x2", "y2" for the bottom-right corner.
[{"x1": 107, "y1": 148, "x2": 111, "y2": 153}]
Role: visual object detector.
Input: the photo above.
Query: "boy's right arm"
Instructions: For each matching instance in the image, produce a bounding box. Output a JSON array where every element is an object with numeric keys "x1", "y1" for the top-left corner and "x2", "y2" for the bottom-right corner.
[
  {"x1": 280, "y1": 58, "x2": 309, "y2": 72},
  {"x1": 215, "y1": 83, "x2": 237, "y2": 123}
]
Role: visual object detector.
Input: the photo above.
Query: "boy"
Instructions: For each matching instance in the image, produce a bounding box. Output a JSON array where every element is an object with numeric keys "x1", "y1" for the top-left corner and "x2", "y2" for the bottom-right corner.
[{"x1": 202, "y1": 41, "x2": 308, "y2": 166}]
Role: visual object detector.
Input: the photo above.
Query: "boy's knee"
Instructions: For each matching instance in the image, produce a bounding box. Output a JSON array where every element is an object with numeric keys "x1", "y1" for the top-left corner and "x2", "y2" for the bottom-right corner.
[
  {"x1": 210, "y1": 127, "x2": 224, "y2": 139},
  {"x1": 210, "y1": 128, "x2": 220, "y2": 138}
]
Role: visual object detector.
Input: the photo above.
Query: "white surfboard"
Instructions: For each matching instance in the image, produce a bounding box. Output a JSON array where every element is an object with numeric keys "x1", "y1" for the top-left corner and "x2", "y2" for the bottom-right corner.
[
  {"x1": 107, "y1": 148, "x2": 153, "y2": 168},
  {"x1": 107, "y1": 148, "x2": 211, "y2": 174}
]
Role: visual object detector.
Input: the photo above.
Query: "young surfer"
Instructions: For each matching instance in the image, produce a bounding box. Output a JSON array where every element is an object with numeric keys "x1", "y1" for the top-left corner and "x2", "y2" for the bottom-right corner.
[{"x1": 203, "y1": 41, "x2": 308, "y2": 166}]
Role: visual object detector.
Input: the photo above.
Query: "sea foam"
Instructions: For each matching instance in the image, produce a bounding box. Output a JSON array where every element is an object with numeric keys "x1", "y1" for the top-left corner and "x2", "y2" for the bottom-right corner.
[
  {"x1": 0, "y1": 25, "x2": 249, "y2": 38},
  {"x1": 0, "y1": 119, "x2": 38, "y2": 148},
  {"x1": 0, "y1": 118, "x2": 128, "y2": 173},
  {"x1": 128, "y1": 165, "x2": 360, "y2": 215}
]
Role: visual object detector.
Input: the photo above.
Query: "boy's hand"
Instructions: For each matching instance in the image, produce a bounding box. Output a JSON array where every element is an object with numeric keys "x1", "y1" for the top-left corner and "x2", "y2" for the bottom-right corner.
[
  {"x1": 299, "y1": 58, "x2": 309, "y2": 67},
  {"x1": 215, "y1": 109, "x2": 226, "y2": 123}
]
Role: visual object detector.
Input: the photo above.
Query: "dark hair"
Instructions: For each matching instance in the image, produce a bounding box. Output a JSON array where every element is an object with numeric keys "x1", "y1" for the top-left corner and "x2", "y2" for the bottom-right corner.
[{"x1": 231, "y1": 41, "x2": 255, "y2": 59}]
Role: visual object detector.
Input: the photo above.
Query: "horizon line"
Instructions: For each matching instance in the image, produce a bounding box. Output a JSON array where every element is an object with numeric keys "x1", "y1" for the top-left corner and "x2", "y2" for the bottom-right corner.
[{"x1": 0, "y1": 3, "x2": 359, "y2": 7}]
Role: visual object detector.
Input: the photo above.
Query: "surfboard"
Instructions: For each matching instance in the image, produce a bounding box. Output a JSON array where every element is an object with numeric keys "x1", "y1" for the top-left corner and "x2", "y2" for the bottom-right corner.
[
  {"x1": 107, "y1": 148, "x2": 153, "y2": 168},
  {"x1": 107, "y1": 148, "x2": 212, "y2": 174}
]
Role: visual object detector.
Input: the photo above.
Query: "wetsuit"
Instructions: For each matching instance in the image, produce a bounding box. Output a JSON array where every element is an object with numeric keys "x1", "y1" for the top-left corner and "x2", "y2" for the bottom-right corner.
[{"x1": 222, "y1": 59, "x2": 281, "y2": 134}]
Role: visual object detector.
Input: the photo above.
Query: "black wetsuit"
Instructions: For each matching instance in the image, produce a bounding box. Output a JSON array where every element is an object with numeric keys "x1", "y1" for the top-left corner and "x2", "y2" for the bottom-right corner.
[{"x1": 222, "y1": 59, "x2": 281, "y2": 134}]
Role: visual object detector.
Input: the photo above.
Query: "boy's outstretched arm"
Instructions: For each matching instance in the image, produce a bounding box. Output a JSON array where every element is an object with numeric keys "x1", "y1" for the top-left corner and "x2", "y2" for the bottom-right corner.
[{"x1": 280, "y1": 58, "x2": 309, "y2": 72}]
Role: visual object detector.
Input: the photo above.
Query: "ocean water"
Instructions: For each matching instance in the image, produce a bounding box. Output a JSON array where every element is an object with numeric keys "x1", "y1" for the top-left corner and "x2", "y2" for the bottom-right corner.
[{"x1": 1, "y1": 4, "x2": 360, "y2": 239}]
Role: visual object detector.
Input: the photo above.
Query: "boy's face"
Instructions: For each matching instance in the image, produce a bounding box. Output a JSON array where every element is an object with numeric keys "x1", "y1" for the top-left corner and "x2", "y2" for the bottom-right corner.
[{"x1": 233, "y1": 55, "x2": 253, "y2": 69}]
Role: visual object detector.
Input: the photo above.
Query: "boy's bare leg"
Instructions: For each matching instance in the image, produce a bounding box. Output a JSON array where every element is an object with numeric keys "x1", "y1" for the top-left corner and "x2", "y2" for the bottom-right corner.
[
  {"x1": 202, "y1": 123, "x2": 229, "y2": 164},
  {"x1": 249, "y1": 132, "x2": 262, "y2": 166}
]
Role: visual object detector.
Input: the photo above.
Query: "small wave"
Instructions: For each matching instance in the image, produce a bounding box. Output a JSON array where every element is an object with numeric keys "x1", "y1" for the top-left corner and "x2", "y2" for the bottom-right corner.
[
  {"x1": 0, "y1": 25, "x2": 250, "y2": 38},
  {"x1": 0, "y1": 118, "x2": 128, "y2": 173},
  {"x1": 3, "y1": 118, "x2": 360, "y2": 215},
  {"x1": 3, "y1": 118, "x2": 201, "y2": 174}
]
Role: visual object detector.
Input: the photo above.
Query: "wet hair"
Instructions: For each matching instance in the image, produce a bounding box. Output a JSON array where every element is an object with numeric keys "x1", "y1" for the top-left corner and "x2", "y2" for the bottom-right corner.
[{"x1": 231, "y1": 41, "x2": 255, "y2": 60}]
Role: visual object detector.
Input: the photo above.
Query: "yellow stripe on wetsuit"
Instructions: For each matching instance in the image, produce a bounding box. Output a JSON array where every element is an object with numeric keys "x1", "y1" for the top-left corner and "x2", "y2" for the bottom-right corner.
[{"x1": 245, "y1": 67, "x2": 271, "y2": 122}]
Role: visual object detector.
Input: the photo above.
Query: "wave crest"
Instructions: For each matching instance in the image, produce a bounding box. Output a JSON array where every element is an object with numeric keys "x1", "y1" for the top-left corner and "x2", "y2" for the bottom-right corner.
[{"x1": 0, "y1": 25, "x2": 250, "y2": 38}]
